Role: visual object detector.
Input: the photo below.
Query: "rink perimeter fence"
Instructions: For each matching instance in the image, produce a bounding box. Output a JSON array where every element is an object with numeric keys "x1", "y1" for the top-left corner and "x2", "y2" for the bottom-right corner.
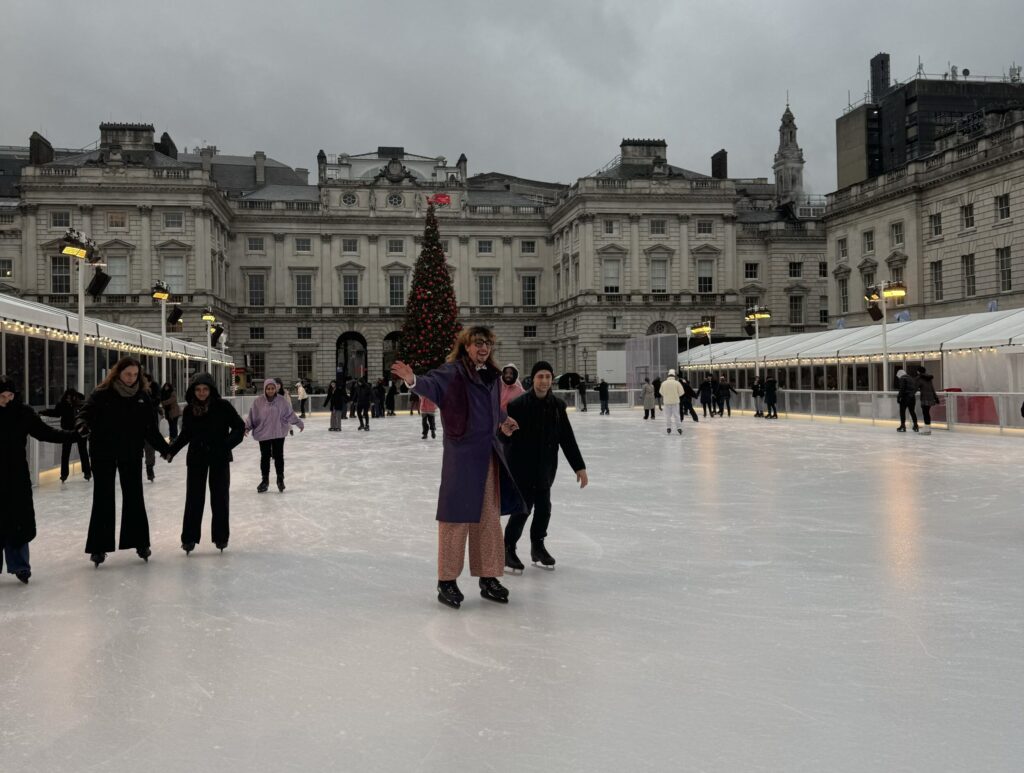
[{"x1": 27, "y1": 388, "x2": 1024, "y2": 485}]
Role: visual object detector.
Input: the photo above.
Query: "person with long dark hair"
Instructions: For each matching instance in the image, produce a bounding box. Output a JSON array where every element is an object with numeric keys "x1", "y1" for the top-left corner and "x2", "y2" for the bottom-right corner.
[
  {"x1": 244, "y1": 378, "x2": 303, "y2": 492},
  {"x1": 167, "y1": 373, "x2": 245, "y2": 553},
  {"x1": 40, "y1": 387, "x2": 92, "y2": 483},
  {"x1": 77, "y1": 357, "x2": 170, "y2": 566},
  {"x1": 1, "y1": 375, "x2": 78, "y2": 583},
  {"x1": 391, "y1": 325, "x2": 524, "y2": 609}
]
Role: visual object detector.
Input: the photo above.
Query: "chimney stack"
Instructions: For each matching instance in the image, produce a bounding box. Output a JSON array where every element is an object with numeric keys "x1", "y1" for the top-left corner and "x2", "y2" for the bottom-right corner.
[
  {"x1": 711, "y1": 149, "x2": 728, "y2": 179},
  {"x1": 199, "y1": 146, "x2": 214, "y2": 174},
  {"x1": 295, "y1": 168, "x2": 309, "y2": 185},
  {"x1": 29, "y1": 132, "x2": 54, "y2": 165},
  {"x1": 254, "y1": 151, "x2": 266, "y2": 186}
]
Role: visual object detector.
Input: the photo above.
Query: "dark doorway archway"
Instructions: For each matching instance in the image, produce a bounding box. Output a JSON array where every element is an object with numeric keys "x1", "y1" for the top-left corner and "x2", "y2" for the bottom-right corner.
[
  {"x1": 382, "y1": 331, "x2": 403, "y2": 379},
  {"x1": 336, "y1": 331, "x2": 368, "y2": 381}
]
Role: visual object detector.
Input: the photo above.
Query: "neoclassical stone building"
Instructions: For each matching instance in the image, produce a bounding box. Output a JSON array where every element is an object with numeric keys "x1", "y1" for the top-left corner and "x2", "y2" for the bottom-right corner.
[
  {"x1": 0, "y1": 111, "x2": 828, "y2": 386},
  {"x1": 825, "y1": 107, "x2": 1024, "y2": 326}
]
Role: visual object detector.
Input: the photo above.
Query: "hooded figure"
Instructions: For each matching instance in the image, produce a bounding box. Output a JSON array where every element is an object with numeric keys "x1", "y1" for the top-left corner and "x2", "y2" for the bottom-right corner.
[
  {"x1": 500, "y1": 363, "x2": 525, "y2": 411},
  {"x1": 244, "y1": 378, "x2": 304, "y2": 492},
  {"x1": 0, "y1": 375, "x2": 78, "y2": 583},
  {"x1": 896, "y1": 368, "x2": 919, "y2": 432},
  {"x1": 659, "y1": 370, "x2": 685, "y2": 434},
  {"x1": 917, "y1": 366, "x2": 939, "y2": 435},
  {"x1": 167, "y1": 373, "x2": 245, "y2": 552},
  {"x1": 40, "y1": 387, "x2": 92, "y2": 482}
]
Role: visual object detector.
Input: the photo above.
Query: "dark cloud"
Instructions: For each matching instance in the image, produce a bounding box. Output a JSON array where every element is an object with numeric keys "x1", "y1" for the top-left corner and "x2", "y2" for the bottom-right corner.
[{"x1": 5, "y1": 0, "x2": 1020, "y2": 193}]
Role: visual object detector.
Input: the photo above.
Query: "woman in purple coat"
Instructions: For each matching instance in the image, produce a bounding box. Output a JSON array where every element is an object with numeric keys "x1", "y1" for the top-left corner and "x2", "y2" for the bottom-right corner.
[
  {"x1": 244, "y1": 378, "x2": 303, "y2": 493},
  {"x1": 391, "y1": 326, "x2": 524, "y2": 609}
]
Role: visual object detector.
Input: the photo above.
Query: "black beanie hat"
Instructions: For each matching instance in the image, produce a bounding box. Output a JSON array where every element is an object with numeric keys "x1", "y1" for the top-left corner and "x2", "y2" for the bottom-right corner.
[
  {"x1": 0, "y1": 374, "x2": 17, "y2": 394},
  {"x1": 530, "y1": 360, "x2": 554, "y2": 378}
]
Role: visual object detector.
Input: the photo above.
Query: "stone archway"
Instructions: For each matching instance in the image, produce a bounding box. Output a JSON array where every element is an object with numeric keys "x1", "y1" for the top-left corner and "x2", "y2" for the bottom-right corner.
[
  {"x1": 646, "y1": 321, "x2": 678, "y2": 336},
  {"x1": 336, "y1": 331, "x2": 368, "y2": 381},
  {"x1": 382, "y1": 331, "x2": 403, "y2": 379}
]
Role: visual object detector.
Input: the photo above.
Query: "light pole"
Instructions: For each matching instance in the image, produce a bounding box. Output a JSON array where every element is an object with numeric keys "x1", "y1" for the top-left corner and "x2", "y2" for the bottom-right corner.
[
  {"x1": 581, "y1": 347, "x2": 588, "y2": 384},
  {"x1": 60, "y1": 229, "x2": 99, "y2": 394},
  {"x1": 865, "y1": 281, "x2": 907, "y2": 392},
  {"x1": 691, "y1": 320, "x2": 713, "y2": 370},
  {"x1": 744, "y1": 306, "x2": 772, "y2": 379},
  {"x1": 152, "y1": 281, "x2": 170, "y2": 385},
  {"x1": 202, "y1": 307, "x2": 216, "y2": 371}
]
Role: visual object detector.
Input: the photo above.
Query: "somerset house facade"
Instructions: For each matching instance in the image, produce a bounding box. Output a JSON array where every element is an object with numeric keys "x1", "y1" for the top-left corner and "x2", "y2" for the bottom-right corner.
[{"x1": 0, "y1": 111, "x2": 828, "y2": 387}]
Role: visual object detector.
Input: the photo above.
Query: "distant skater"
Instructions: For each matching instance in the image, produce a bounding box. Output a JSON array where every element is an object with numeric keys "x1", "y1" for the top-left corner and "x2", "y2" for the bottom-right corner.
[{"x1": 244, "y1": 378, "x2": 303, "y2": 493}]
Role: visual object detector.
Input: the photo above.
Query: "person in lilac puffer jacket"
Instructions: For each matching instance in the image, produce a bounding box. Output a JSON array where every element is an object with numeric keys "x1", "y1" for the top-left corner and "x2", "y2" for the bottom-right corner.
[{"x1": 244, "y1": 378, "x2": 304, "y2": 493}]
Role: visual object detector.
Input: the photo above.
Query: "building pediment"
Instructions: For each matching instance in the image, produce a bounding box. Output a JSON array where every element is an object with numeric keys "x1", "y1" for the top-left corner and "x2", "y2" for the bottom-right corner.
[
  {"x1": 99, "y1": 239, "x2": 135, "y2": 252},
  {"x1": 643, "y1": 242, "x2": 676, "y2": 258},
  {"x1": 784, "y1": 282, "x2": 809, "y2": 294},
  {"x1": 857, "y1": 257, "x2": 877, "y2": 272},
  {"x1": 39, "y1": 238, "x2": 65, "y2": 250},
  {"x1": 156, "y1": 239, "x2": 191, "y2": 251},
  {"x1": 336, "y1": 260, "x2": 366, "y2": 273},
  {"x1": 596, "y1": 243, "x2": 627, "y2": 256},
  {"x1": 833, "y1": 264, "x2": 851, "y2": 279},
  {"x1": 739, "y1": 282, "x2": 765, "y2": 295},
  {"x1": 380, "y1": 260, "x2": 411, "y2": 272},
  {"x1": 690, "y1": 243, "x2": 721, "y2": 256},
  {"x1": 885, "y1": 250, "x2": 909, "y2": 269}
]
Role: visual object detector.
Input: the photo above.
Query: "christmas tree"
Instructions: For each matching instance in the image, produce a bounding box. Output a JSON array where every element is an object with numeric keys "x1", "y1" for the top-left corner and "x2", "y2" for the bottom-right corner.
[{"x1": 400, "y1": 201, "x2": 461, "y2": 371}]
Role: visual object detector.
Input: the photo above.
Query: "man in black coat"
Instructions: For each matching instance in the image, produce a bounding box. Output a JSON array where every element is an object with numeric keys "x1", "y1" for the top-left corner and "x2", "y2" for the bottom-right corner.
[
  {"x1": 596, "y1": 379, "x2": 611, "y2": 414},
  {"x1": 502, "y1": 361, "x2": 588, "y2": 571},
  {"x1": 167, "y1": 373, "x2": 245, "y2": 553},
  {"x1": 40, "y1": 388, "x2": 91, "y2": 482},
  {"x1": 0, "y1": 374, "x2": 78, "y2": 583}
]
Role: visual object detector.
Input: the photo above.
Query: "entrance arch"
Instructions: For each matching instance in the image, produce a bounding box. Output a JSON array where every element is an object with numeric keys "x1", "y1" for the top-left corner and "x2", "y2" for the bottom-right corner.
[
  {"x1": 382, "y1": 331, "x2": 403, "y2": 379},
  {"x1": 646, "y1": 321, "x2": 678, "y2": 336},
  {"x1": 336, "y1": 332, "x2": 368, "y2": 381}
]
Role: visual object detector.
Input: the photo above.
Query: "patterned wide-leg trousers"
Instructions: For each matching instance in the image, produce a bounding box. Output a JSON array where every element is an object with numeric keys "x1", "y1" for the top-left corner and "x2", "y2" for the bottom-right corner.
[{"x1": 437, "y1": 456, "x2": 504, "y2": 580}]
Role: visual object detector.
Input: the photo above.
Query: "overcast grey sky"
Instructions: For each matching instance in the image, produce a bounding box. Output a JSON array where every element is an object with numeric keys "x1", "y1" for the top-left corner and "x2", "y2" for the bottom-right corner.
[{"x1": 5, "y1": 0, "x2": 1021, "y2": 193}]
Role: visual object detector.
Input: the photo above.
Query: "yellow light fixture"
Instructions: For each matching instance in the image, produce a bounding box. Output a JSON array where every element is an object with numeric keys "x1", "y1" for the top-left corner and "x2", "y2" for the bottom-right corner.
[
  {"x1": 151, "y1": 281, "x2": 171, "y2": 301},
  {"x1": 61, "y1": 244, "x2": 88, "y2": 259},
  {"x1": 882, "y1": 281, "x2": 907, "y2": 299},
  {"x1": 201, "y1": 307, "x2": 216, "y2": 323},
  {"x1": 692, "y1": 321, "x2": 713, "y2": 336}
]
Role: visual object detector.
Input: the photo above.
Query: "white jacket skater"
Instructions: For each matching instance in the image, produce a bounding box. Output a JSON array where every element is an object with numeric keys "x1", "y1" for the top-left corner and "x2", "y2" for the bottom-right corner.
[{"x1": 659, "y1": 370, "x2": 685, "y2": 435}]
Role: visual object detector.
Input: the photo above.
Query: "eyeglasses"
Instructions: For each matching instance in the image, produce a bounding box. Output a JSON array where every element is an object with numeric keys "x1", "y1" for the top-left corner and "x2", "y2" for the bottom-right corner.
[{"x1": 471, "y1": 338, "x2": 493, "y2": 349}]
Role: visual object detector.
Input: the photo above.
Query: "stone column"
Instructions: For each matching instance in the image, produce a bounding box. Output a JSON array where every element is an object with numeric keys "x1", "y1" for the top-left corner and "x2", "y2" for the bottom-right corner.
[
  {"x1": 320, "y1": 234, "x2": 333, "y2": 305},
  {"x1": 501, "y1": 235, "x2": 513, "y2": 306},
  {"x1": 367, "y1": 235, "x2": 379, "y2": 306},
  {"x1": 19, "y1": 205, "x2": 37, "y2": 293},
  {"x1": 191, "y1": 208, "x2": 210, "y2": 292},
  {"x1": 629, "y1": 214, "x2": 641, "y2": 292},
  {"x1": 723, "y1": 215, "x2": 737, "y2": 291},
  {"x1": 458, "y1": 235, "x2": 471, "y2": 305},
  {"x1": 677, "y1": 215, "x2": 690, "y2": 291},
  {"x1": 581, "y1": 215, "x2": 595, "y2": 292},
  {"x1": 273, "y1": 233, "x2": 286, "y2": 305},
  {"x1": 138, "y1": 205, "x2": 153, "y2": 291}
]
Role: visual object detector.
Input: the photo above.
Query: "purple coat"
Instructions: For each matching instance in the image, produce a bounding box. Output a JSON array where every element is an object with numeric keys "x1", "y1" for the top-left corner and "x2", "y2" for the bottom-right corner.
[
  {"x1": 244, "y1": 393, "x2": 304, "y2": 440},
  {"x1": 412, "y1": 360, "x2": 524, "y2": 523}
]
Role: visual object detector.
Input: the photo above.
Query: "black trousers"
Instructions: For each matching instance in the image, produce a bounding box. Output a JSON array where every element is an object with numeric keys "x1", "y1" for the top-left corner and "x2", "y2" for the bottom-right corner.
[
  {"x1": 702, "y1": 400, "x2": 713, "y2": 416},
  {"x1": 421, "y1": 413, "x2": 436, "y2": 436},
  {"x1": 766, "y1": 401, "x2": 778, "y2": 418},
  {"x1": 721, "y1": 397, "x2": 731, "y2": 417},
  {"x1": 259, "y1": 438, "x2": 285, "y2": 480},
  {"x1": 298, "y1": 398, "x2": 308, "y2": 418},
  {"x1": 357, "y1": 406, "x2": 370, "y2": 427},
  {"x1": 682, "y1": 401, "x2": 699, "y2": 422},
  {"x1": 86, "y1": 453, "x2": 150, "y2": 553},
  {"x1": 60, "y1": 438, "x2": 92, "y2": 480},
  {"x1": 578, "y1": 394, "x2": 587, "y2": 411},
  {"x1": 182, "y1": 461, "x2": 231, "y2": 545},
  {"x1": 643, "y1": 408, "x2": 655, "y2": 419},
  {"x1": 922, "y1": 404, "x2": 932, "y2": 426},
  {"x1": 504, "y1": 484, "x2": 553, "y2": 547},
  {"x1": 899, "y1": 398, "x2": 918, "y2": 428},
  {"x1": 167, "y1": 416, "x2": 179, "y2": 440}
]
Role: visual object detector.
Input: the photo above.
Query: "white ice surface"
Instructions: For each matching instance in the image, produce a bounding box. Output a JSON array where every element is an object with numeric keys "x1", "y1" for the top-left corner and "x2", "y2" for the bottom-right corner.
[{"x1": 2, "y1": 409, "x2": 1022, "y2": 772}]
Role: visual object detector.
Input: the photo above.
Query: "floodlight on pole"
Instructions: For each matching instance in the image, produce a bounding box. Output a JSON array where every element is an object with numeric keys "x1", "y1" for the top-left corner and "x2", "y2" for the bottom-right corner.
[
  {"x1": 152, "y1": 281, "x2": 170, "y2": 384},
  {"x1": 60, "y1": 228, "x2": 101, "y2": 395},
  {"x1": 201, "y1": 308, "x2": 216, "y2": 370},
  {"x1": 864, "y1": 281, "x2": 908, "y2": 392},
  {"x1": 744, "y1": 306, "x2": 771, "y2": 378}
]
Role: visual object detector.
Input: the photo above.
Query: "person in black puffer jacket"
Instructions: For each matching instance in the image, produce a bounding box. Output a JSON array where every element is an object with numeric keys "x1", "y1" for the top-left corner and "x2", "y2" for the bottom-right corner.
[
  {"x1": 167, "y1": 373, "x2": 245, "y2": 553},
  {"x1": 40, "y1": 388, "x2": 92, "y2": 482},
  {"x1": 76, "y1": 357, "x2": 170, "y2": 566},
  {"x1": 0, "y1": 375, "x2": 78, "y2": 583},
  {"x1": 916, "y1": 366, "x2": 939, "y2": 436},
  {"x1": 895, "y1": 368, "x2": 919, "y2": 433}
]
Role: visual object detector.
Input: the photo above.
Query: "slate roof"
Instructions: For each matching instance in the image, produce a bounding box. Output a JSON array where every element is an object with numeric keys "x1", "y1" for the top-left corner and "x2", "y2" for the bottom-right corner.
[
  {"x1": 240, "y1": 184, "x2": 320, "y2": 202},
  {"x1": 40, "y1": 148, "x2": 190, "y2": 169},
  {"x1": 465, "y1": 190, "x2": 547, "y2": 207},
  {"x1": 178, "y1": 153, "x2": 307, "y2": 194},
  {"x1": 0, "y1": 155, "x2": 28, "y2": 197},
  {"x1": 596, "y1": 162, "x2": 710, "y2": 181}
]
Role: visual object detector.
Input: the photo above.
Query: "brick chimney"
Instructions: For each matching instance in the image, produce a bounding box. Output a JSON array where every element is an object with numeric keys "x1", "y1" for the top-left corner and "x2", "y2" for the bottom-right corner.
[
  {"x1": 254, "y1": 151, "x2": 266, "y2": 186},
  {"x1": 29, "y1": 132, "x2": 54, "y2": 165},
  {"x1": 199, "y1": 146, "x2": 214, "y2": 174},
  {"x1": 711, "y1": 149, "x2": 728, "y2": 179}
]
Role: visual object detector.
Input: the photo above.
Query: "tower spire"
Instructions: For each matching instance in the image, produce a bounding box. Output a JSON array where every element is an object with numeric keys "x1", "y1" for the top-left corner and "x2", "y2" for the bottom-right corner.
[{"x1": 773, "y1": 101, "x2": 804, "y2": 204}]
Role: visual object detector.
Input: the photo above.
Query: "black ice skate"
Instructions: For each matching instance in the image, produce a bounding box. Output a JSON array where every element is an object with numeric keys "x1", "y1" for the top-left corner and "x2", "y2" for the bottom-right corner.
[
  {"x1": 146, "y1": 464, "x2": 155, "y2": 482},
  {"x1": 277, "y1": 476, "x2": 286, "y2": 492},
  {"x1": 257, "y1": 479, "x2": 269, "y2": 493},
  {"x1": 215, "y1": 541, "x2": 228, "y2": 553},
  {"x1": 437, "y1": 580, "x2": 464, "y2": 609},
  {"x1": 479, "y1": 577, "x2": 509, "y2": 603},
  {"x1": 182, "y1": 542, "x2": 195, "y2": 555},
  {"x1": 137, "y1": 547, "x2": 151, "y2": 562},
  {"x1": 505, "y1": 544, "x2": 525, "y2": 574},
  {"x1": 16, "y1": 570, "x2": 30, "y2": 584},
  {"x1": 531, "y1": 542, "x2": 556, "y2": 570},
  {"x1": 90, "y1": 552, "x2": 106, "y2": 567},
  {"x1": 677, "y1": 428, "x2": 683, "y2": 435}
]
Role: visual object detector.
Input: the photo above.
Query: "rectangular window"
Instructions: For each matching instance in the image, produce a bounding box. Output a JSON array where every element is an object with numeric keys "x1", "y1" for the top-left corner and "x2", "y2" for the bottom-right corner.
[
  {"x1": 603, "y1": 219, "x2": 615, "y2": 236},
  {"x1": 891, "y1": 266, "x2": 905, "y2": 305},
  {"x1": 602, "y1": 261, "x2": 620, "y2": 293},
  {"x1": 697, "y1": 259, "x2": 714, "y2": 293},
  {"x1": 247, "y1": 236, "x2": 265, "y2": 253},
  {"x1": 297, "y1": 326, "x2": 312, "y2": 340},
  {"x1": 163, "y1": 211, "x2": 183, "y2": 230},
  {"x1": 788, "y1": 261, "x2": 802, "y2": 278},
  {"x1": 819, "y1": 261, "x2": 828, "y2": 278},
  {"x1": 960, "y1": 204, "x2": 975, "y2": 230},
  {"x1": 523, "y1": 325, "x2": 537, "y2": 338},
  {"x1": 862, "y1": 271, "x2": 875, "y2": 291},
  {"x1": 744, "y1": 262, "x2": 759, "y2": 280},
  {"x1": 107, "y1": 211, "x2": 127, "y2": 229},
  {"x1": 837, "y1": 237, "x2": 848, "y2": 259},
  {"x1": 295, "y1": 274, "x2": 312, "y2": 306},
  {"x1": 477, "y1": 239, "x2": 493, "y2": 255},
  {"x1": 521, "y1": 275, "x2": 537, "y2": 306},
  {"x1": 247, "y1": 352, "x2": 265, "y2": 381},
  {"x1": 697, "y1": 220, "x2": 713, "y2": 235},
  {"x1": 295, "y1": 237, "x2": 312, "y2": 254},
  {"x1": 889, "y1": 221, "x2": 904, "y2": 247},
  {"x1": 555, "y1": 271, "x2": 561, "y2": 298},
  {"x1": 996, "y1": 194, "x2": 1010, "y2": 221},
  {"x1": 520, "y1": 239, "x2": 536, "y2": 255},
  {"x1": 744, "y1": 295, "x2": 759, "y2": 310},
  {"x1": 930, "y1": 261, "x2": 944, "y2": 301},
  {"x1": 650, "y1": 219, "x2": 666, "y2": 236},
  {"x1": 389, "y1": 275, "x2": 405, "y2": 307},
  {"x1": 341, "y1": 238, "x2": 358, "y2": 254},
  {"x1": 51, "y1": 255, "x2": 71, "y2": 294},
  {"x1": 387, "y1": 238, "x2": 404, "y2": 254},
  {"x1": 441, "y1": 239, "x2": 450, "y2": 254},
  {"x1": 961, "y1": 254, "x2": 976, "y2": 297},
  {"x1": 0, "y1": 258, "x2": 12, "y2": 279},
  {"x1": 862, "y1": 230, "x2": 874, "y2": 254},
  {"x1": 607, "y1": 316, "x2": 620, "y2": 330},
  {"x1": 997, "y1": 247, "x2": 1012, "y2": 292},
  {"x1": 51, "y1": 210, "x2": 70, "y2": 229},
  {"x1": 342, "y1": 275, "x2": 359, "y2": 306},
  {"x1": 838, "y1": 277, "x2": 849, "y2": 314},
  {"x1": 164, "y1": 255, "x2": 185, "y2": 293},
  {"x1": 296, "y1": 352, "x2": 313, "y2": 381},
  {"x1": 105, "y1": 255, "x2": 129, "y2": 294},
  {"x1": 788, "y1": 295, "x2": 804, "y2": 324},
  {"x1": 650, "y1": 259, "x2": 668, "y2": 293},
  {"x1": 478, "y1": 275, "x2": 494, "y2": 306},
  {"x1": 819, "y1": 296, "x2": 829, "y2": 324},
  {"x1": 929, "y1": 213, "x2": 943, "y2": 237},
  {"x1": 248, "y1": 274, "x2": 266, "y2": 307},
  {"x1": 249, "y1": 326, "x2": 265, "y2": 340}
]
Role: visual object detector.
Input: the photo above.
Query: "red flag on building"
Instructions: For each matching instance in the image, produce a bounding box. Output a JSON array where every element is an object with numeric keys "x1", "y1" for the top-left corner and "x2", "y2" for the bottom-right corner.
[{"x1": 428, "y1": 193, "x2": 451, "y2": 206}]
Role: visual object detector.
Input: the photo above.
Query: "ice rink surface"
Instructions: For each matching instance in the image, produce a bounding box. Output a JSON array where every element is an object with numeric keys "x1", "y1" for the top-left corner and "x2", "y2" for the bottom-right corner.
[{"x1": 2, "y1": 407, "x2": 1022, "y2": 772}]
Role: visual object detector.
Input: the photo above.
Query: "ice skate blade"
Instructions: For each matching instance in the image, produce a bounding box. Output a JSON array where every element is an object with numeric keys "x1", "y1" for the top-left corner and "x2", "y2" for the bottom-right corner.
[
  {"x1": 437, "y1": 593, "x2": 461, "y2": 609},
  {"x1": 505, "y1": 567, "x2": 523, "y2": 575},
  {"x1": 531, "y1": 562, "x2": 556, "y2": 571}
]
